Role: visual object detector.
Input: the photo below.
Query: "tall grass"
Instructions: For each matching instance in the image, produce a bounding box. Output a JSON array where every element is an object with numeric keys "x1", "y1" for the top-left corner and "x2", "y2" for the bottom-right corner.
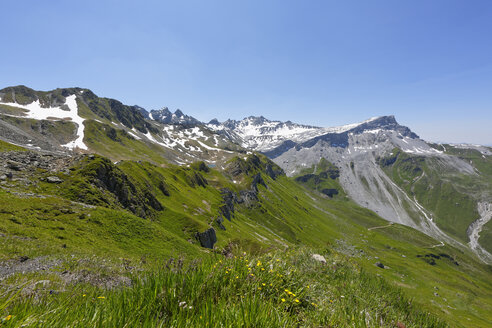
[{"x1": 0, "y1": 248, "x2": 446, "y2": 327}]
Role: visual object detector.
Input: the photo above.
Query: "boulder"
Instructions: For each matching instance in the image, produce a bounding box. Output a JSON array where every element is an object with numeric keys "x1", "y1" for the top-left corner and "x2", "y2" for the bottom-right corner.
[
  {"x1": 196, "y1": 228, "x2": 217, "y2": 249},
  {"x1": 312, "y1": 254, "x2": 327, "y2": 264},
  {"x1": 46, "y1": 176, "x2": 63, "y2": 183},
  {"x1": 375, "y1": 262, "x2": 385, "y2": 269}
]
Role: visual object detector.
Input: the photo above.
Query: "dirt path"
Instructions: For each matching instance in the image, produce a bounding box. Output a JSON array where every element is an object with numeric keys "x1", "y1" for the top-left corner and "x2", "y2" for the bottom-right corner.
[
  {"x1": 368, "y1": 222, "x2": 394, "y2": 230},
  {"x1": 424, "y1": 241, "x2": 445, "y2": 249}
]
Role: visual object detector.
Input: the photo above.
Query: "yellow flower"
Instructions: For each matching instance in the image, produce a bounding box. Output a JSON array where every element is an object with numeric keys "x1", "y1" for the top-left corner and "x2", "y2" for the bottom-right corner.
[
  {"x1": 295, "y1": 299, "x2": 300, "y2": 303},
  {"x1": 261, "y1": 268, "x2": 265, "y2": 271},
  {"x1": 236, "y1": 276, "x2": 239, "y2": 279},
  {"x1": 276, "y1": 259, "x2": 280, "y2": 262},
  {"x1": 97, "y1": 296, "x2": 105, "y2": 299},
  {"x1": 311, "y1": 302, "x2": 317, "y2": 307},
  {"x1": 5, "y1": 315, "x2": 12, "y2": 321},
  {"x1": 262, "y1": 283, "x2": 266, "y2": 286},
  {"x1": 258, "y1": 287, "x2": 262, "y2": 290},
  {"x1": 284, "y1": 289, "x2": 289, "y2": 293},
  {"x1": 307, "y1": 285, "x2": 310, "y2": 289},
  {"x1": 257, "y1": 261, "x2": 261, "y2": 267},
  {"x1": 281, "y1": 298, "x2": 286, "y2": 302}
]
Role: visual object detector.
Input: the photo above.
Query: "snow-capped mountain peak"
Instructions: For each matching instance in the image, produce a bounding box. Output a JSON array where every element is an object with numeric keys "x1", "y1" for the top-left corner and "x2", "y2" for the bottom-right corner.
[
  {"x1": 147, "y1": 107, "x2": 200, "y2": 125},
  {"x1": 206, "y1": 115, "x2": 418, "y2": 153}
]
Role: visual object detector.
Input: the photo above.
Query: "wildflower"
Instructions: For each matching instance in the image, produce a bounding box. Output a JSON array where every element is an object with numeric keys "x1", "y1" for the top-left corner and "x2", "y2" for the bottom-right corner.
[
  {"x1": 236, "y1": 276, "x2": 239, "y2": 279},
  {"x1": 257, "y1": 261, "x2": 262, "y2": 267},
  {"x1": 82, "y1": 294, "x2": 86, "y2": 297},
  {"x1": 258, "y1": 287, "x2": 262, "y2": 290},
  {"x1": 284, "y1": 289, "x2": 289, "y2": 293},
  {"x1": 262, "y1": 283, "x2": 266, "y2": 286},
  {"x1": 307, "y1": 285, "x2": 310, "y2": 289},
  {"x1": 295, "y1": 299, "x2": 300, "y2": 303},
  {"x1": 311, "y1": 302, "x2": 317, "y2": 307},
  {"x1": 97, "y1": 296, "x2": 105, "y2": 299},
  {"x1": 5, "y1": 315, "x2": 12, "y2": 321},
  {"x1": 281, "y1": 298, "x2": 286, "y2": 302},
  {"x1": 276, "y1": 259, "x2": 280, "y2": 262},
  {"x1": 261, "y1": 268, "x2": 265, "y2": 271}
]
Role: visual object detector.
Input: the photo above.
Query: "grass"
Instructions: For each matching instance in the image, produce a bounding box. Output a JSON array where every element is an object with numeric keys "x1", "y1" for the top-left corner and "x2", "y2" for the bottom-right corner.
[
  {"x1": 0, "y1": 147, "x2": 491, "y2": 326},
  {"x1": 0, "y1": 140, "x2": 25, "y2": 152},
  {"x1": 294, "y1": 157, "x2": 347, "y2": 199},
  {"x1": 0, "y1": 248, "x2": 447, "y2": 328},
  {"x1": 378, "y1": 149, "x2": 489, "y2": 244}
]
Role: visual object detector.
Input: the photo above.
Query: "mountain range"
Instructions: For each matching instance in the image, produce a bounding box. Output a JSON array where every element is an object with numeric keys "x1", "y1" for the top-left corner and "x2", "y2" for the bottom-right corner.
[{"x1": 1, "y1": 85, "x2": 492, "y2": 326}]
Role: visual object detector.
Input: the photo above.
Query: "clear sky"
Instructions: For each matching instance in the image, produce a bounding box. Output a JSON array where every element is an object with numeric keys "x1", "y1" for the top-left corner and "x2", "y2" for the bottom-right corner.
[{"x1": 1, "y1": 0, "x2": 491, "y2": 145}]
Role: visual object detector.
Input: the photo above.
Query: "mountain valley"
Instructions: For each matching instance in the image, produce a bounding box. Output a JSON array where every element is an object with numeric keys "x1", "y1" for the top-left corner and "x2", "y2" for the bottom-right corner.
[{"x1": 0, "y1": 85, "x2": 491, "y2": 327}]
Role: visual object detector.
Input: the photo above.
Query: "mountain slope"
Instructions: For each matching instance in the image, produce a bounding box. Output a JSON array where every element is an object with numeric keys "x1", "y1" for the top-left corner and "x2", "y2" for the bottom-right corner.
[
  {"x1": 212, "y1": 115, "x2": 491, "y2": 264},
  {"x1": 0, "y1": 86, "x2": 241, "y2": 167},
  {"x1": 1, "y1": 85, "x2": 490, "y2": 264},
  {"x1": 0, "y1": 142, "x2": 491, "y2": 326}
]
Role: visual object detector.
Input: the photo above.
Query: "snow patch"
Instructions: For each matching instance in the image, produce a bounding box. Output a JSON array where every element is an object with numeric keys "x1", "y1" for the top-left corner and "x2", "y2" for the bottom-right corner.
[{"x1": 0, "y1": 95, "x2": 87, "y2": 150}]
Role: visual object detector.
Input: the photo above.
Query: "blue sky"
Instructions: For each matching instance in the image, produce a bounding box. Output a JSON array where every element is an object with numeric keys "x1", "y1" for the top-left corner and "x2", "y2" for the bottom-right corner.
[{"x1": 1, "y1": 0, "x2": 491, "y2": 145}]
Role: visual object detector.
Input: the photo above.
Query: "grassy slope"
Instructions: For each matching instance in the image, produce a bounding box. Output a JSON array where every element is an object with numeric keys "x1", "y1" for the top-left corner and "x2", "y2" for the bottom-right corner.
[
  {"x1": 83, "y1": 119, "x2": 171, "y2": 164},
  {"x1": 1, "y1": 248, "x2": 447, "y2": 328},
  {"x1": 378, "y1": 148, "x2": 491, "y2": 244},
  {"x1": 438, "y1": 146, "x2": 492, "y2": 254},
  {"x1": 0, "y1": 140, "x2": 25, "y2": 152},
  {"x1": 294, "y1": 157, "x2": 347, "y2": 199},
  {"x1": 0, "y1": 144, "x2": 491, "y2": 326}
]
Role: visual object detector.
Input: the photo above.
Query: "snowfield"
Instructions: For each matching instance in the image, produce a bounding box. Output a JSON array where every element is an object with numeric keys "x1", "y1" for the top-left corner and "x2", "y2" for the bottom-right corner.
[{"x1": 0, "y1": 95, "x2": 87, "y2": 150}]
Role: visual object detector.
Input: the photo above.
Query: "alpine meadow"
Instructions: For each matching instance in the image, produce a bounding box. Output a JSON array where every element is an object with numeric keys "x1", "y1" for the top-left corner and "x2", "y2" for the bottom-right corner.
[{"x1": 1, "y1": 1, "x2": 492, "y2": 327}]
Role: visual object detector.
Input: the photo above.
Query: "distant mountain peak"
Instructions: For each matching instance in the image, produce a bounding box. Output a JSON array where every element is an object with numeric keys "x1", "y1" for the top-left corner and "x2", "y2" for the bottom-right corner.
[{"x1": 149, "y1": 107, "x2": 200, "y2": 125}]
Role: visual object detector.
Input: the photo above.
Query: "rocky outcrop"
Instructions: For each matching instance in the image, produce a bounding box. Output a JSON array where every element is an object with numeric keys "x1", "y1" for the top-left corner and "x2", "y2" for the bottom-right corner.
[
  {"x1": 219, "y1": 189, "x2": 236, "y2": 221},
  {"x1": 149, "y1": 107, "x2": 200, "y2": 126},
  {"x1": 73, "y1": 155, "x2": 163, "y2": 218},
  {"x1": 186, "y1": 172, "x2": 208, "y2": 188},
  {"x1": 196, "y1": 228, "x2": 217, "y2": 249},
  {"x1": 321, "y1": 188, "x2": 338, "y2": 198},
  {"x1": 251, "y1": 173, "x2": 266, "y2": 191}
]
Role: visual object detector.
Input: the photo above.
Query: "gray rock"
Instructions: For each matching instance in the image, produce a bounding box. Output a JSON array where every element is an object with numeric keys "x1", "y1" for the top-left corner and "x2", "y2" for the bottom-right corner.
[
  {"x1": 46, "y1": 176, "x2": 63, "y2": 183},
  {"x1": 375, "y1": 262, "x2": 385, "y2": 269},
  {"x1": 312, "y1": 254, "x2": 327, "y2": 264},
  {"x1": 7, "y1": 160, "x2": 22, "y2": 171},
  {"x1": 196, "y1": 228, "x2": 217, "y2": 249},
  {"x1": 216, "y1": 216, "x2": 226, "y2": 230}
]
